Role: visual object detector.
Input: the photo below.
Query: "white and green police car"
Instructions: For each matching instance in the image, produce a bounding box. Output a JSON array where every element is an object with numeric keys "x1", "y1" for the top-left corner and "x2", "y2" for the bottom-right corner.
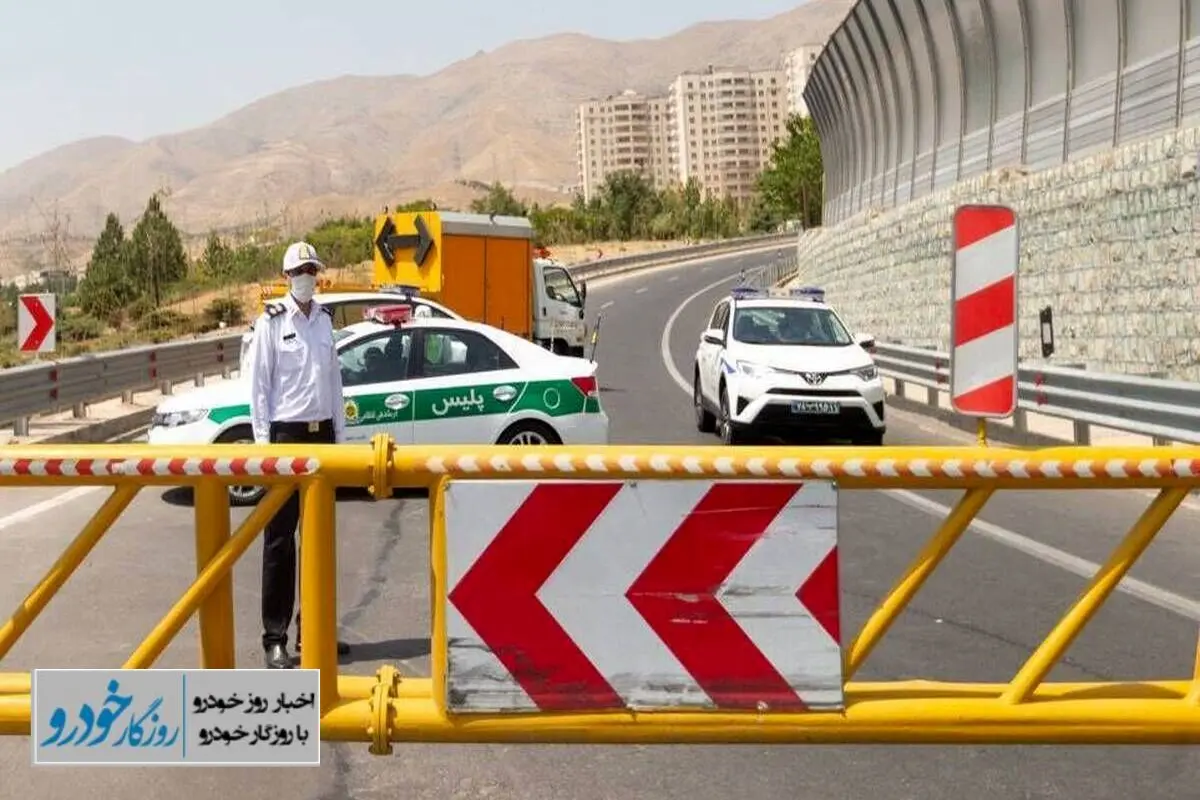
[{"x1": 151, "y1": 305, "x2": 609, "y2": 504}]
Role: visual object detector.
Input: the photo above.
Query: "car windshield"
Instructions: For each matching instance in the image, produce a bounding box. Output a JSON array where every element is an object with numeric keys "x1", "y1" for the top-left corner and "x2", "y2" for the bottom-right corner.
[{"x1": 730, "y1": 306, "x2": 852, "y2": 347}]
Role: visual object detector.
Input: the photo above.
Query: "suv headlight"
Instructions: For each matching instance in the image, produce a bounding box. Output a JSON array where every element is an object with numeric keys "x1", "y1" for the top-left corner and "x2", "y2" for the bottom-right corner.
[
  {"x1": 152, "y1": 409, "x2": 208, "y2": 428},
  {"x1": 852, "y1": 365, "x2": 879, "y2": 381},
  {"x1": 736, "y1": 360, "x2": 779, "y2": 378}
]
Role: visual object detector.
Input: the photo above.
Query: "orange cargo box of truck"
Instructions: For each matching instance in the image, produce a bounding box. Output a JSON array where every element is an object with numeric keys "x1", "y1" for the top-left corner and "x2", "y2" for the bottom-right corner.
[{"x1": 372, "y1": 210, "x2": 535, "y2": 339}]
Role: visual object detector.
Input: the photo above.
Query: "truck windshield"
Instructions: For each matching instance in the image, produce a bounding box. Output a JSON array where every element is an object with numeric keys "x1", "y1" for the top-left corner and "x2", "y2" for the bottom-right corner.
[{"x1": 543, "y1": 266, "x2": 582, "y2": 307}]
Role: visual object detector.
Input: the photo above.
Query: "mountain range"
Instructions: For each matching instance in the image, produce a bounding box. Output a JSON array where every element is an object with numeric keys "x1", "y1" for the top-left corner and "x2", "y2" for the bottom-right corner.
[{"x1": 0, "y1": 0, "x2": 851, "y2": 277}]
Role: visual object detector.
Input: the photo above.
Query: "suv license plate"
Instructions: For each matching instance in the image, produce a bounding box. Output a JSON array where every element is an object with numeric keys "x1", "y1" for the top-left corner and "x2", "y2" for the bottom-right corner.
[{"x1": 792, "y1": 400, "x2": 839, "y2": 415}]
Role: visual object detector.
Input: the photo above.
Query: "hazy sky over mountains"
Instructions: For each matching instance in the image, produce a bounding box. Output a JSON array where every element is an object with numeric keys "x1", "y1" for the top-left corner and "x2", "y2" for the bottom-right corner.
[{"x1": 0, "y1": 0, "x2": 807, "y2": 171}]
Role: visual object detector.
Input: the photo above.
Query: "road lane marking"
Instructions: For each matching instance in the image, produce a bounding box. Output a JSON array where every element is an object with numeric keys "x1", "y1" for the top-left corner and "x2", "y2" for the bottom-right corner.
[
  {"x1": 0, "y1": 486, "x2": 101, "y2": 534},
  {"x1": 635, "y1": 287, "x2": 648, "y2": 294},
  {"x1": 600, "y1": 301, "x2": 615, "y2": 310},
  {"x1": 658, "y1": 275, "x2": 1200, "y2": 622}
]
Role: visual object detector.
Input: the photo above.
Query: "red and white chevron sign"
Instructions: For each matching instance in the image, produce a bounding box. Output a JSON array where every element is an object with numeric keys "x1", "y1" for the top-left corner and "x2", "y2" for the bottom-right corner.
[
  {"x1": 950, "y1": 204, "x2": 1019, "y2": 417},
  {"x1": 443, "y1": 479, "x2": 842, "y2": 714}
]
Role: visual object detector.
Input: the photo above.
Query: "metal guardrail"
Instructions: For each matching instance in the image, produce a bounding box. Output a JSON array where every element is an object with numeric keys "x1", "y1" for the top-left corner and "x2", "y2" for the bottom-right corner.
[
  {"x1": 0, "y1": 335, "x2": 243, "y2": 434},
  {"x1": 0, "y1": 233, "x2": 796, "y2": 434},
  {"x1": 873, "y1": 341, "x2": 1200, "y2": 446},
  {"x1": 565, "y1": 231, "x2": 794, "y2": 281},
  {"x1": 771, "y1": 261, "x2": 1200, "y2": 446}
]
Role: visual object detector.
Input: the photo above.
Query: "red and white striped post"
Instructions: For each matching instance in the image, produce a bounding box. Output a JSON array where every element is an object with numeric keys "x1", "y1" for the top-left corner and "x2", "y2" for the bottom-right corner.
[{"x1": 950, "y1": 204, "x2": 1019, "y2": 444}]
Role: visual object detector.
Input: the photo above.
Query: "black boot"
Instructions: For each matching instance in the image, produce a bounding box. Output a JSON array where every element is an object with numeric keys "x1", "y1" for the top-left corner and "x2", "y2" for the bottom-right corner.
[{"x1": 264, "y1": 643, "x2": 294, "y2": 669}]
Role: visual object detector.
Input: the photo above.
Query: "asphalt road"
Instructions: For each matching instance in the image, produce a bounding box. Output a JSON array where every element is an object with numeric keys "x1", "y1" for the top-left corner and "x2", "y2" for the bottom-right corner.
[{"x1": 3, "y1": 247, "x2": 1200, "y2": 798}]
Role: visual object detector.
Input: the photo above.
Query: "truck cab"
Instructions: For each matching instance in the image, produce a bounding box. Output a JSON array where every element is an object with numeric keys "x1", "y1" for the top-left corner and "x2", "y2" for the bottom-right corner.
[{"x1": 534, "y1": 257, "x2": 587, "y2": 357}]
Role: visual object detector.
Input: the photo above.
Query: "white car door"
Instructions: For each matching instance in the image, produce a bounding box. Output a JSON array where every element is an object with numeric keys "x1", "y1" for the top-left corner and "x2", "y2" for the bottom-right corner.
[
  {"x1": 406, "y1": 327, "x2": 528, "y2": 445},
  {"x1": 699, "y1": 300, "x2": 730, "y2": 403},
  {"x1": 336, "y1": 328, "x2": 417, "y2": 444}
]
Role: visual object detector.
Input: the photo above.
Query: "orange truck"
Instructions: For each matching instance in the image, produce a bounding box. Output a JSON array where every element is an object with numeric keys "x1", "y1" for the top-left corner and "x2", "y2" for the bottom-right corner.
[
  {"x1": 257, "y1": 210, "x2": 589, "y2": 356},
  {"x1": 371, "y1": 210, "x2": 589, "y2": 357}
]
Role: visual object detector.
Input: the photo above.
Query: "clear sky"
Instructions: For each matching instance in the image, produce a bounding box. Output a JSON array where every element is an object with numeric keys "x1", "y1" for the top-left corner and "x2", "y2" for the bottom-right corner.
[{"x1": 0, "y1": 0, "x2": 808, "y2": 172}]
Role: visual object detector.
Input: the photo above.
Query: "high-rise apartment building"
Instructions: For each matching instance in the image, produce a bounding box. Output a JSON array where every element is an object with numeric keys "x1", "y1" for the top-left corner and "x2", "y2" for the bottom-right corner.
[
  {"x1": 665, "y1": 65, "x2": 788, "y2": 202},
  {"x1": 575, "y1": 61, "x2": 791, "y2": 203},
  {"x1": 575, "y1": 90, "x2": 656, "y2": 202},
  {"x1": 783, "y1": 44, "x2": 823, "y2": 117}
]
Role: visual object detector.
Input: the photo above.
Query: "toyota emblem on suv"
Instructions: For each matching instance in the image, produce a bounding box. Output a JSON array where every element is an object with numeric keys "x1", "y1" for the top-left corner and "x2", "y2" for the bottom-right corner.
[{"x1": 802, "y1": 372, "x2": 826, "y2": 385}]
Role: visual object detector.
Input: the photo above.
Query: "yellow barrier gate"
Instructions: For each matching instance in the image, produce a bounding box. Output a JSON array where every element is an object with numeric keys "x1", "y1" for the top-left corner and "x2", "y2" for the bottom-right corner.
[{"x1": 1, "y1": 437, "x2": 1200, "y2": 747}]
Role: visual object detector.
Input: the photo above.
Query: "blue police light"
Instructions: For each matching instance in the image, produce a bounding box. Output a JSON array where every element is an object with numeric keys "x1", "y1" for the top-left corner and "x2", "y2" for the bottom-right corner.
[
  {"x1": 730, "y1": 286, "x2": 766, "y2": 300},
  {"x1": 790, "y1": 286, "x2": 826, "y2": 302}
]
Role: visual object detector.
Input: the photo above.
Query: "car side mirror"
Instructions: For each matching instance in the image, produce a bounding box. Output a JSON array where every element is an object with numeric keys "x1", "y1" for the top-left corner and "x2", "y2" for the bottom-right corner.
[
  {"x1": 703, "y1": 331, "x2": 724, "y2": 346},
  {"x1": 854, "y1": 332, "x2": 876, "y2": 351}
]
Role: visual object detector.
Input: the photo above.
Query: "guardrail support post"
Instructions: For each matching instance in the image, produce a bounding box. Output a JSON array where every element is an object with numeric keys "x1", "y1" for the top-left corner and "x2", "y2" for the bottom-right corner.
[
  {"x1": 925, "y1": 386, "x2": 938, "y2": 407},
  {"x1": 1073, "y1": 420, "x2": 1091, "y2": 445},
  {"x1": 160, "y1": 380, "x2": 173, "y2": 395},
  {"x1": 12, "y1": 418, "x2": 28, "y2": 437},
  {"x1": 195, "y1": 372, "x2": 206, "y2": 387},
  {"x1": 72, "y1": 402, "x2": 86, "y2": 419},
  {"x1": 1011, "y1": 408, "x2": 1027, "y2": 435},
  {"x1": 299, "y1": 478, "x2": 339, "y2": 712},
  {"x1": 194, "y1": 481, "x2": 235, "y2": 669},
  {"x1": 121, "y1": 390, "x2": 134, "y2": 404},
  {"x1": 893, "y1": 379, "x2": 906, "y2": 400}
]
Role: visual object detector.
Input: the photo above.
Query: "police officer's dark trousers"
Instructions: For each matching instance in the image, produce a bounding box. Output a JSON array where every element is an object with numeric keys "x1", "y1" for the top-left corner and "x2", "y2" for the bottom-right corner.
[{"x1": 262, "y1": 418, "x2": 334, "y2": 650}]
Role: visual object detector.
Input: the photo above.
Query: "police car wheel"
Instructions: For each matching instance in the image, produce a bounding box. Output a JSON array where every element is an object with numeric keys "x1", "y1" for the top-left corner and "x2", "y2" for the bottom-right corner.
[
  {"x1": 693, "y1": 370, "x2": 715, "y2": 433},
  {"x1": 215, "y1": 427, "x2": 267, "y2": 506},
  {"x1": 497, "y1": 420, "x2": 562, "y2": 446},
  {"x1": 718, "y1": 388, "x2": 744, "y2": 445}
]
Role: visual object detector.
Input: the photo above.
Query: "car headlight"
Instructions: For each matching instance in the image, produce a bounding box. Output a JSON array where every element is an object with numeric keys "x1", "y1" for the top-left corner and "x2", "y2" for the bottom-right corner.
[
  {"x1": 736, "y1": 360, "x2": 779, "y2": 378},
  {"x1": 852, "y1": 365, "x2": 879, "y2": 381},
  {"x1": 151, "y1": 409, "x2": 208, "y2": 428}
]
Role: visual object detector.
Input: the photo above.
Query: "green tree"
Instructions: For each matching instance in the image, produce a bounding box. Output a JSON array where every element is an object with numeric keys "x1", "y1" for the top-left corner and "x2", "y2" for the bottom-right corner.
[
  {"x1": 597, "y1": 171, "x2": 659, "y2": 240},
  {"x1": 199, "y1": 232, "x2": 235, "y2": 281},
  {"x1": 129, "y1": 193, "x2": 188, "y2": 306},
  {"x1": 305, "y1": 216, "x2": 373, "y2": 269},
  {"x1": 757, "y1": 114, "x2": 824, "y2": 228},
  {"x1": 470, "y1": 183, "x2": 528, "y2": 217},
  {"x1": 77, "y1": 213, "x2": 137, "y2": 321}
]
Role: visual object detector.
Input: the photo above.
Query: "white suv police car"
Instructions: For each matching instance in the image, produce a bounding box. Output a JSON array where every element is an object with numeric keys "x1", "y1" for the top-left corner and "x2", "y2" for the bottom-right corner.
[{"x1": 692, "y1": 286, "x2": 886, "y2": 445}]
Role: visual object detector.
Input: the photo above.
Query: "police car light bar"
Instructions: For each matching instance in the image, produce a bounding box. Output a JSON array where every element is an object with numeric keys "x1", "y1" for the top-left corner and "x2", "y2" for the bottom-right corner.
[
  {"x1": 364, "y1": 304, "x2": 413, "y2": 325},
  {"x1": 790, "y1": 286, "x2": 826, "y2": 302},
  {"x1": 380, "y1": 284, "x2": 421, "y2": 296},
  {"x1": 730, "y1": 286, "x2": 767, "y2": 299}
]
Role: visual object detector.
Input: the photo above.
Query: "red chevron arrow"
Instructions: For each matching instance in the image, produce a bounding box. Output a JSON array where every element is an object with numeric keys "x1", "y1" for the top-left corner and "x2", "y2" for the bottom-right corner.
[
  {"x1": 625, "y1": 482, "x2": 809, "y2": 709},
  {"x1": 447, "y1": 482, "x2": 623, "y2": 710},
  {"x1": 19, "y1": 295, "x2": 54, "y2": 352}
]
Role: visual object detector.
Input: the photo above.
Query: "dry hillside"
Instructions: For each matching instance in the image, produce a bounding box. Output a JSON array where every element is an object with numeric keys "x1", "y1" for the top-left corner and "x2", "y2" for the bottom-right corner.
[{"x1": 0, "y1": 0, "x2": 851, "y2": 275}]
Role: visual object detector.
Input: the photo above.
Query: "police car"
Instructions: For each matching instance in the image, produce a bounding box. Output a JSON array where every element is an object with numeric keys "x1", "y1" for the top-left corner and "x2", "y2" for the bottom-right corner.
[
  {"x1": 238, "y1": 288, "x2": 461, "y2": 371},
  {"x1": 692, "y1": 285, "x2": 886, "y2": 445},
  {"x1": 152, "y1": 304, "x2": 609, "y2": 505}
]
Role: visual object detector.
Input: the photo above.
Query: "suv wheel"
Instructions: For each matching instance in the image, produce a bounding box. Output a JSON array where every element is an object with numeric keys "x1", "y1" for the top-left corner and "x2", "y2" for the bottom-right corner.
[{"x1": 718, "y1": 387, "x2": 745, "y2": 445}]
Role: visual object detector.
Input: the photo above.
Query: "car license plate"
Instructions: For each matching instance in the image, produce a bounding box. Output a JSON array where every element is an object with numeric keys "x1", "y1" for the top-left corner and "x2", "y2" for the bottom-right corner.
[{"x1": 792, "y1": 400, "x2": 839, "y2": 415}]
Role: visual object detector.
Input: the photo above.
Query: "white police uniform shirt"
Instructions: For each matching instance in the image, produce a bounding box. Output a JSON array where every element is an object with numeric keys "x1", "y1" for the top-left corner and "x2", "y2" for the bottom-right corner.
[{"x1": 247, "y1": 294, "x2": 346, "y2": 444}]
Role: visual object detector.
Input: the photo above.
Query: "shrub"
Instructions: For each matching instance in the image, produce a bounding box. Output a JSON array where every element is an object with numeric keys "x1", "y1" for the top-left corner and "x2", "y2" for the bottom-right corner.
[
  {"x1": 136, "y1": 308, "x2": 191, "y2": 333},
  {"x1": 204, "y1": 296, "x2": 245, "y2": 327},
  {"x1": 127, "y1": 297, "x2": 155, "y2": 322},
  {"x1": 60, "y1": 313, "x2": 105, "y2": 342}
]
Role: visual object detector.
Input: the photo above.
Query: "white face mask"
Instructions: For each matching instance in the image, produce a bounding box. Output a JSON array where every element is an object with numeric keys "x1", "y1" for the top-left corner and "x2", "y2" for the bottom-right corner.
[{"x1": 289, "y1": 272, "x2": 317, "y2": 303}]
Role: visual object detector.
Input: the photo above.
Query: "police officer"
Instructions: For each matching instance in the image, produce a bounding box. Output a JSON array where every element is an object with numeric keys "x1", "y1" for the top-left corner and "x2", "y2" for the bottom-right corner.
[{"x1": 247, "y1": 241, "x2": 352, "y2": 669}]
